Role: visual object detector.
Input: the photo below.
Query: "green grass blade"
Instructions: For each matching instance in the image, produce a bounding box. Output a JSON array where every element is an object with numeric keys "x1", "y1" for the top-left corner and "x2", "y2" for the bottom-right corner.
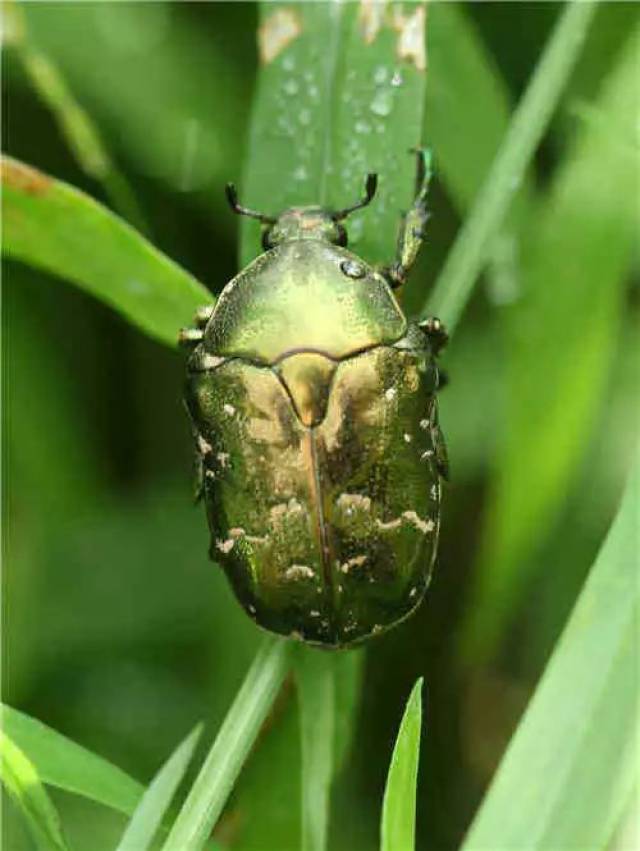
[
  {"x1": 1, "y1": 730, "x2": 71, "y2": 851},
  {"x1": 1, "y1": 156, "x2": 211, "y2": 348},
  {"x1": 462, "y1": 451, "x2": 640, "y2": 850},
  {"x1": 294, "y1": 650, "x2": 335, "y2": 851},
  {"x1": 425, "y1": 0, "x2": 597, "y2": 330},
  {"x1": 240, "y1": 1, "x2": 428, "y2": 268},
  {"x1": 380, "y1": 678, "x2": 423, "y2": 851},
  {"x1": 462, "y1": 23, "x2": 640, "y2": 663},
  {"x1": 5, "y1": 0, "x2": 148, "y2": 234},
  {"x1": 162, "y1": 637, "x2": 290, "y2": 851},
  {"x1": 115, "y1": 724, "x2": 203, "y2": 851},
  {"x1": 1, "y1": 704, "x2": 144, "y2": 817}
]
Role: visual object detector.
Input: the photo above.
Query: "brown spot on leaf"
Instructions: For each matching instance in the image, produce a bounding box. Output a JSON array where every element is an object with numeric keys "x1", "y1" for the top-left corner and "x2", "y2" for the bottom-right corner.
[
  {"x1": 391, "y1": 5, "x2": 427, "y2": 71},
  {"x1": 258, "y1": 9, "x2": 302, "y2": 64},
  {"x1": 1, "y1": 157, "x2": 52, "y2": 195},
  {"x1": 358, "y1": 0, "x2": 386, "y2": 44}
]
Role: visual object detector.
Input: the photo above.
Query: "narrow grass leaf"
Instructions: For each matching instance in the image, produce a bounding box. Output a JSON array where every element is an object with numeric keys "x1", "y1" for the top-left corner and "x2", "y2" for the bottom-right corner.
[
  {"x1": 5, "y1": 0, "x2": 148, "y2": 234},
  {"x1": 462, "y1": 452, "x2": 640, "y2": 850},
  {"x1": 162, "y1": 637, "x2": 290, "y2": 851},
  {"x1": 1, "y1": 730, "x2": 71, "y2": 851},
  {"x1": 115, "y1": 724, "x2": 203, "y2": 851},
  {"x1": 240, "y1": 1, "x2": 428, "y2": 268},
  {"x1": 1, "y1": 704, "x2": 143, "y2": 817},
  {"x1": 463, "y1": 23, "x2": 640, "y2": 662},
  {"x1": 425, "y1": 0, "x2": 597, "y2": 330},
  {"x1": 1, "y1": 156, "x2": 212, "y2": 348},
  {"x1": 380, "y1": 678, "x2": 423, "y2": 851},
  {"x1": 294, "y1": 650, "x2": 335, "y2": 851}
]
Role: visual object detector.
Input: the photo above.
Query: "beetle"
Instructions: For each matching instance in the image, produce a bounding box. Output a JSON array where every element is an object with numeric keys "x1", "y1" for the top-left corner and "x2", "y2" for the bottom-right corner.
[{"x1": 180, "y1": 150, "x2": 448, "y2": 648}]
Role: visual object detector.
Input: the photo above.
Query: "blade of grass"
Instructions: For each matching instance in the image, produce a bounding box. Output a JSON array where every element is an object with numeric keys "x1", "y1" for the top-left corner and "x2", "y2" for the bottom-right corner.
[
  {"x1": 380, "y1": 678, "x2": 424, "y2": 851},
  {"x1": 115, "y1": 724, "x2": 202, "y2": 851},
  {"x1": 240, "y1": 1, "x2": 428, "y2": 267},
  {"x1": 162, "y1": 637, "x2": 290, "y2": 851},
  {"x1": 462, "y1": 23, "x2": 640, "y2": 663},
  {"x1": 462, "y1": 450, "x2": 640, "y2": 850},
  {"x1": 1, "y1": 156, "x2": 212, "y2": 347},
  {"x1": 1, "y1": 704, "x2": 144, "y2": 817},
  {"x1": 1, "y1": 730, "x2": 71, "y2": 851},
  {"x1": 425, "y1": 0, "x2": 597, "y2": 330},
  {"x1": 4, "y1": 0, "x2": 149, "y2": 234},
  {"x1": 294, "y1": 650, "x2": 335, "y2": 851},
  {"x1": 240, "y1": 8, "x2": 428, "y2": 847}
]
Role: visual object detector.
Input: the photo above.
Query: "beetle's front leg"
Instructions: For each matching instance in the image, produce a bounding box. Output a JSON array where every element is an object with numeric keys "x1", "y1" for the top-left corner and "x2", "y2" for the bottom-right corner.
[
  {"x1": 380, "y1": 148, "x2": 432, "y2": 291},
  {"x1": 178, "y1": 304, "x2": 215, "y2": 347}
]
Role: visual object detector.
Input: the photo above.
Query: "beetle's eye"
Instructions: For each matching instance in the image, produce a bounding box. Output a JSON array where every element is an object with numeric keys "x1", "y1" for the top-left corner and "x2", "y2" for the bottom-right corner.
[{"x1": 335, "y1": 224, "x2": 348, "y2": 247}]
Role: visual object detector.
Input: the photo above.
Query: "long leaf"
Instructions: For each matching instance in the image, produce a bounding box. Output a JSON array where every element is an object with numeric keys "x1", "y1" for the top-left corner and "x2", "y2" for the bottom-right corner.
[
  {"x1": 115, "y1": 724, "x2": 203, "y2": 851},
  {"x1": 462, "y1": 451, "x2": 640, "y2": 850},
  {"x1": 162, "y1": 637, "x2": 290, "y2": 851},
  {"x1": 380, "y1": 678, "x2": 424, "y2": 851},
  {"x1": 1, "y1": 704, "x2": 143, "y2": 817},
  {"x1": 1, "y1": 156, "x2": 212, "y2": 348},
  {"x1": 425, "y1": 0, "x2": 597, "y2": 330},
  {"x1": 240, "y1": 1, "x2": 428, "y2": 268},
  {"x1": 294, "y1": 650, "x2": 335, "y2": 851},
  {"x1": 462, "y1": 22, "x2": 640, "y2": 662},
  {"x1": 0, "y1": 730, "x2": 71, "y2": 851}
]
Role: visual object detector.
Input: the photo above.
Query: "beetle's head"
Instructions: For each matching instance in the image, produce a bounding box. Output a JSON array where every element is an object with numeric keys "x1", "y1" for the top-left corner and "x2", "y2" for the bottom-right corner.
[{"x1": 225, "y1": 174, "x2": 378, "y2": 251}]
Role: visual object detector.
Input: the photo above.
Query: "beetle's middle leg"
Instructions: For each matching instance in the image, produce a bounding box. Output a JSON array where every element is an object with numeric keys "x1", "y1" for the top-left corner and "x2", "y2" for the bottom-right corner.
[
  {"x1": 380, "y1": 148, "x2": 432, "y2": 291},
  {"x1": 178, "y1": 304, "x2": 215, "y2": 347}
]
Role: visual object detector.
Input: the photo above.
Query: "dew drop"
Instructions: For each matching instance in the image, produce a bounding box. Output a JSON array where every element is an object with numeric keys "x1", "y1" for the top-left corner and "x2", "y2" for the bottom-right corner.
[{"x1": 370, "y1": 89, "x2": 393, "y2": 117}]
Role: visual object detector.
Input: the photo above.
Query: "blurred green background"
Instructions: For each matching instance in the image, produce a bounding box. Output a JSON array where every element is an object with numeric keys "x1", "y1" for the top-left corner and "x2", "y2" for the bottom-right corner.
[{"x1": 2, "y1": 3, "x2": 638, "y2": 850}]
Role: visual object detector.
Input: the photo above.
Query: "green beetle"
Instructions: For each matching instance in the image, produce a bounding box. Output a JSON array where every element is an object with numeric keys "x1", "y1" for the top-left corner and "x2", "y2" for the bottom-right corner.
[{"x1": 181, "y1": 151, "x2": 447, "y2": 648}]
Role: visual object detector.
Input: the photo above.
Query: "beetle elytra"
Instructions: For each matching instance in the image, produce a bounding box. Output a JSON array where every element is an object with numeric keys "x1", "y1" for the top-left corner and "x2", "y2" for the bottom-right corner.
[{"x1": 181, "y1": 150, "x2": 447, "y2": 647}]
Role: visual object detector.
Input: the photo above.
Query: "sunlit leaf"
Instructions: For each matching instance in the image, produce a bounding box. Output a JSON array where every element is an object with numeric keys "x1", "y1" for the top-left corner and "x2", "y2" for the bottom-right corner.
[
  {"x1": 463, "y1": 22, "x2": 640, "y2": 661},
  {"x1": 1, "y1": 156, "x2": 212, "y2": 348},
  {"x1": 462, "y1": 452, "x2": 640, "y2": 850},
  {"x1": 426, "y1": 1, "x2": 597, "y2": 329},
  {"x1": 380, "y1": 678, "x2": 423, "y2": 851},
  {"x1": 1, "y1": 730, "x2": 71, "y2": 851},
  {"x1": 115, "y1": 725, "x2": 202, "y2": 851},
  {"x1": 2, "y1": 704, "x2": 143, "y2": 817},
  {"x1": 162, "y1": 637, "x2": 290, "y2": 851}
]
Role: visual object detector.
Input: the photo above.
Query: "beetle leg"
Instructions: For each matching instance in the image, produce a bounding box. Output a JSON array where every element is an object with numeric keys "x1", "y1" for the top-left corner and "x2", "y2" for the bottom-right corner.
[
  {"x1": 432, "y1": 410, "x2": 449, "y2": 481},
  {"x1": 380, "y1": 148, "x2": 432, "y2": 290},
  {"x1": 194, "y1": 304, "x2": 214, "y2": 328},
  {"x1": 418, "y1": 316, "x2": 449, "y2": 357},
  {"x1": 178, "y1": 304, "x2": 214, "y2": 348}
]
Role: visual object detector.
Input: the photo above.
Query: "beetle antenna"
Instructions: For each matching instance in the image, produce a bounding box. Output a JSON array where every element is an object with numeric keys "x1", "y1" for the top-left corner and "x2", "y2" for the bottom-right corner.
[
  {"x1": 332, "y1": 173, "x2": 378, "y2": 221},
  {"x1": 225, "y1": 183, "x2": 277, "y2": 224}
]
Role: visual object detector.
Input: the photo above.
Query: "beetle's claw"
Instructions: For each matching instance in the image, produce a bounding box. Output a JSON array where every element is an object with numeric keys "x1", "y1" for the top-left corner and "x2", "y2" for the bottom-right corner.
[
  {"x1": 418, "y1": 316, "x2": 448, "y2": 356},
  {"x1": 179, "y1": 327, "x2": 204, "y2": 347}
]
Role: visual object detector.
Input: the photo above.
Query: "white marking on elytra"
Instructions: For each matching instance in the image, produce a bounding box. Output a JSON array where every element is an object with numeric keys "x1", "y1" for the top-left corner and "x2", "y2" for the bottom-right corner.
[
  {"x1": 409, "y1": 587, "x2": 418, "y2": 599},
  {"x1": 420, "y1": 450, "x2": 434, "y2": 461},
  {"x1": 430, "y1": 484, "x2": 438, "y2": 501},
  {"x1": 248, "y1": 604, "x2": 257, "y2": 615},
  {"x1": 310, "y1": 610, "x2": 321, "y2": 618},
  {"x1": 419, "y1": 419, "x2": 430, "y2": 430},
  {"x1": 216, "y1": 538, "x2": 235, "y2": 554},
  {"x1": 217, "y1": 452, "x2": 230, "y2": 468},
  {"x1": 285, "y1": 564, "x2": 315, "y2": 580},
  {"x1": 340, "y1": 555, "x2": 367, "y2": 574},
  {"x1": 385, "y1": 387, "x2": 397, "y2": 401},
  {"x1": 402, "y1": 510, "x2": 434, "y2": 534},
  {"x1": 403, "y1": 433, "x2": 413, "y2": 443},
  {"x1": 197, "y1": 434, "x2": 213, "y2": 455},
  {"x1": 222, "y1": 403, "x2": 236, "y2": 417}
]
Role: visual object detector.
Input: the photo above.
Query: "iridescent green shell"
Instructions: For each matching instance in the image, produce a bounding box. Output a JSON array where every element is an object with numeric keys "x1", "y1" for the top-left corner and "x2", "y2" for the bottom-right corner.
[{"x1": 185, "y1": 240, "x2": 445, "y2": 647}]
